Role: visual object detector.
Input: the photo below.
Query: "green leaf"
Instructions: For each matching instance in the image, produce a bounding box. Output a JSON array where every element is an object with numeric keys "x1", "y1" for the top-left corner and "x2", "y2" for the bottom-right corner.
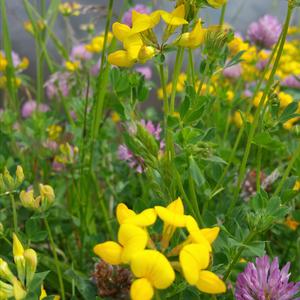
[
  {"x1": 179, "y1": 96, "x2": 190, "y2": 118},
  {"x1": 24, "y1": 272, "x2": 50, "y2": 300},
  {"x1": 189, "y1": 156, "x2": 205, "y2": 187},
  {"x1": 253, "y1": 132, "x2": 283, "y2": 150},
  {"x1": 279, "y1": 102, "x2": 299, "y2": 123}
]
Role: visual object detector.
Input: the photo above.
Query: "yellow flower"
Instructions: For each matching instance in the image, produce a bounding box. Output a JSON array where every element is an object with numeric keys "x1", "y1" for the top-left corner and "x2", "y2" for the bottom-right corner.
[
  {"x1": 207, "y1": 0, "x2": 227, "y2": 8},
  {"x1": 13, "y1": 277, "x2": 27, "y2": 300},
  {"x1": 59, "y1": 2, "x2": 81, "y2": 16},
  {"x1": 226, "y1": 90, "x2": 234, "y2": 102},
  {"x1": 130, "y1": 250, "x2": 175, "y2": 300},
  {"x1": 177, "y1": 19, "x2": 205, "y2": 48},
  {"x1": 24, "y1": 249, "x2": 37, "y2": 286},
  {"x1": 293, "y1": 180, "x2": 300, "y2": 191},
  {"x1": 0, "y1": 258, "x2": 15, "y2": 283},
  {"x1": 228, "y1": 36, "x2": 249, "y2": 56},
  {"x1": 18, "y1": 57, "x2": 29, "y2": 70},
  {"x1": 19, "y1": 190, "x2": 40, "y2": 210},
  {"x1": 47, "y1": 124, "x2": 63, "y2": 140},
  {"x1": 85, "y1": 33, "x2": 113, "y2": 53},
  {"x1": 278, "y1": 92, "x2": 293, "y2": 108},
  {"x1": 13, "y1": 234, "x2": 25, "y2": 284},
  {"x1": 39, "y1": 184, "x2": 55, "y2": 204},
  {"x1": 108, "y1": 50, "x2": 135, "y2": 67},
  {"x1": 0, "y1": 281, "x2": 13, "y2": 299},
  {"x1": 0, "y1": 76, "x2": 7, "y2": 88},
  {"x1": 155, "y1": 197, "x2": 187, "y2": 249},
  {"x1": 94, "y1": 224, "x2": 148, "y2": 264},
  {"x1": 0, "y1": 54, "x2": 8, "y2": 72},
  {"x1": 180, "y1": 244, "x2": 226, "y2": 294},
  {"x1": 111, "y1": 112, "x2": 121, "y2": 123},
  {"x1": 65, "y1": 60, "x2": 80, "y2": 72},
  {"x1": 159, "y1": 5, "x2": 187, "y2": 26},
  {"x1": 116, "y1": 203, "x2": 157, "y2": 227},
  {"x1": 253, "y1": 91, "x2": 267, "y2": 108},
  {"x1": 131, "y1": 10, "x2": 161, "y2": 34},
  {"x1": 40, "y1": 286, "x2": 60, "y2": 300},
  {"x1": 232, "y1": 111, "x2": 253, "y2": 128}
]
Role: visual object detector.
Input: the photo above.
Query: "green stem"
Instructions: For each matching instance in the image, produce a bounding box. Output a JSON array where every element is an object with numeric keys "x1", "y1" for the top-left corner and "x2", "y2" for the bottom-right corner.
[
  {"x1": 10, "y1": 193, "x2": 18, "y2": 233},
  {"x1": 219, "y1": 3, "x2": 227, "y2": 26},
  {"x1": 196, "y1": 61, "x2": 210, "y2": 96},
  {"x1": 256, "y1": 147, "x2": 262, "y2": 192},
  {"x1": 223, "y1": 231, "x2": 256, "y2": 280},
  {"x1": 188, "y1": 49, "x2": 196, "y2": 87},
  {"x1": 227, "y1": 5, "x2": 293, "y2": 216},
  {"x1": 274, "y1": 143, "x2": 300, "y2": 197},
  {"x1": 44, "y1": 217, "x2": 65, "y2": 300}
]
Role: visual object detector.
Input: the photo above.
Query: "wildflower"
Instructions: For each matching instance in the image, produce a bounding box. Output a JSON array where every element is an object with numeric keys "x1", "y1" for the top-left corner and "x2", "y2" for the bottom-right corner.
[
  {"x1": 285, "y1": 216, "x2": 299, "y2": 231},
  {"x1": 135, "y1": 66, "x2": 152, "y2": 80},
  {"x1": 278, "y1": 91, "x2": 293, "y2": 108},
  {"x1": 130, "y1": 250, "x2": 175, "y2": 300},
  {"x1": 111, "y1": 112, "x2": 121, "y2": 123},
  {"x1": 0, "y1": 280, "x2": 13, "y2": 299},
  {"x1": 65, "y1": 60, "x2": 80, "y2": 72},
  {"x1": 0, "y1": 258, "x2": 15, "y2": 283},
  {"x1": 252, "y1": 91, "x2": 267, "y2": 108},
  {"x1": 13, "y1": 234, "x2": 25, "y2": 284},
  {"x1": 282, "y1": 75, "x2": 300, "y2": 89},
  {"x1": 158, "y1": 4, "x2": 187, "y2": 27},
  {"x1": 155, "y1": 197, "x2": 187, "y2": 249},
  {"x1": 93, "y1": 224, "x2": 148, "y2": 264},
  {"x1": 45, "y1": 72, "x2": 71, "y2": 99},
  {"x1": 85, "y1": 33, "x2": 113, "y2": 53},
  {"x1": 53, "y1": 143, "x2": 79, "y2": 171},
  {"x1": 20, "y1": 189, "x2": 40, "y2": 210},
  {"x1": 223, "y1": 63, "x2": 242, "y2": 79},
  {"x1": 92, "y1": 260, "x2": 132, "y2": 299},
  {"x1": 226, "y1": 90, "x2": 234, "y2": 102},
  {"x1": 177, "y1": 19, "x2": 205, "y2": 48},
  {"x1": 59, "y1": 2, "x2": 81, "y2": 16},
  {"x1": 232, "y1": 111, "x2": 253, "y2": 128},
  {"x1": 21, "y1": 100, "x2": 49, "y2": 118},
  {"x1": 12, "y1": 277, "x2": 26, "y2": 300},
  {"x1": 0, "y1": 53, "x2": 8, "y2": 72},
  {"x1": 47, "y1": 125, "x2": 63, "y2": 141},
  {"x1": 122, "y1": 5, "x2": 151, "y2": 27},
  {"x1": 235, "y1": 256, "x2": 300, "y2": 300},
  {"x1": 39, "y1": 286, "x2": 60, "y2": 300},
  {"x1": 24, "y1": 249, "x2": 37, "y2": 286},
  {"x1": 70, "y1": 44, "x2": 92, "y2": 61},
  {"x1": 130, "y1": 10, "x2": 161, "y2": 35},
  {"x1": 248, "y1": 15, "x2": 282, "y2": 49},
  {"x1": 228, "y1": 35, "x2": 249, "y2": 56},
  {"x1": 207, "y1": 0, "x2": 227, "y2": 8},
  {"x1": 294, "y1": 180, "x2": 300, "y2": 191},
  {"x1": 179, "y1": 243, "x2": 226, "y2": 294}
]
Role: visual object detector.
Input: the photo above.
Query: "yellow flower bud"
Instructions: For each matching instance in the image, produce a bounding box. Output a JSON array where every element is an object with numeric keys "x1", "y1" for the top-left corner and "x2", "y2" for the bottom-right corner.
[
  {"x1": 20, "y1": 190, "x2": 40, "y2": 210},
  {"x1": 16, "y1": 166, "x2": 25, "y2": 185},
  {"x1": 3, "y1": 167, "x2": 14, "y2": 190},
  {"x1": 207, "y1": 0, "x2": 227, "y2": 8},
  {"x1": 65, "y1": 60, "x2": 80, "y2": 72},
  {"x1": 13, "y1": 278, "x2": 27, "y2": 300},
  {"x1": 13, "y1": 234, "x2": 25, "y2": 284},
  {"x1": 18, "y1": 57, "x2": 29, "y2": 70},
  {"x1": 0, "y1": 174, "x2": 6, "y2": 193},
  {"x1": 39, "y1": 184, "x2": 55, "y2": 208},
  {"x1": 0, "y1": 57, "x2": 8, "y2": 72},
  {"x1": 0, "y1": 258, "x2": 15, "y2": 283},
  {"x1": 24, "y1": 249, "x2": 37, "y2": 286},
  {"x1": 0, "y1": 280, "x2": 13, "y2": 299}
]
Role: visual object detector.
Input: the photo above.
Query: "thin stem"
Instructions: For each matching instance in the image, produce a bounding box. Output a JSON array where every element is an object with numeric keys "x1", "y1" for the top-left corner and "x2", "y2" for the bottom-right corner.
[
  {"x1": 219, "y1": 3, "x2": 227, "y2": 26},
  {"x1": 196, "y1": 60, "x2": 210, "y2": 96},
  {"x1": 227, "y1": 5, "x2": 293, "y2": 216},
  {"x1": 44, "y1": 217, "x2": 65, "y2": 300},
  {"x1": 188, "y1": 49, "x2": 196, "y2": 87},
  {"x1": 10, "y1": 193, "x2": 18, "y2": 232},
  {"x1": 274, "y1": 143, "x2": 300, "y2": 197}
]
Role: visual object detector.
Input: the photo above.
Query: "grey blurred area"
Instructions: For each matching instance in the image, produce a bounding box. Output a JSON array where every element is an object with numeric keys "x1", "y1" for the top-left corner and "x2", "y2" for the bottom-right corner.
[{"x1": 1, "y1": 0, "x2": 298, "y2": 80}]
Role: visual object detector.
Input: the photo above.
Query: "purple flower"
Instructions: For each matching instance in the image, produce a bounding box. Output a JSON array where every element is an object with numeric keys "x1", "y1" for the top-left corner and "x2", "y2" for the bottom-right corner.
[
  {"x1": 235, "y1": 256, "x2": 300, "y2": 300},
  {"x1": 248, "y1": 15, "x2": 282, "y2": 49},
  {"x1": 136, "y1": 66, "x2": 152, "y2": 80},
  {"x1": 21, "y1": 100, "x2": 49, "y2": 118},
  {"x1": 70, "y1": 44, "x2": 92, "y2": 61},
  {"x1": 118, "y1": 120, "x2": 163, "y2": 173},
  {"x1": 282, "y1": 75, "x2": 300, "y2": 89},
  {"x1": 122, "y1": 4, "x2": 151, "y2": 27},
  {"x1": 223, "y1": 63, "x2": 242, "y2": 79},
  {"x1": 45, "y1": 72, "x2": 71, "y2": 99}
]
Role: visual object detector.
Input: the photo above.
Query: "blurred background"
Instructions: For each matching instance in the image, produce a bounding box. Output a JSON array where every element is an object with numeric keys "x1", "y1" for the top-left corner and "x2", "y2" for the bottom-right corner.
[{"x1": 1, "y1": 0, "x2": 299, "y2": 81}]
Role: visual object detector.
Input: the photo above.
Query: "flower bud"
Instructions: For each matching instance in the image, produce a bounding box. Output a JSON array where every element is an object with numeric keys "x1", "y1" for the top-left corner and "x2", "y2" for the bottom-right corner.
[
  {"x1": 20, "y1": 190, "x2": 39, "y2": 210},
  {"x1": 13, "y1": 278, "x2": 27, "y2": 300},
  {"x1": 3, "y1": 168, "x2": 14, "y2": 190},
  {"x1": 0, "y1": 174, "x2": 6, "y2": 193},
  {"x1": 0, "y1": 258, "x2": 15, "y2": 283},
  {"x1": 24, "y1": 249, "x2": 37, "y2": 286},
  {"x1": 15, "y1": 166, "x2": 25, "y2": 186},
  {"x1": 13, "y1": 234, "x2": 25, "y2": 284},
  {"x1": 0, "y1": 280, "x2": 13, "y2": 298},
  {"x1": 39, "y1": 184, "x2": 55, "y2": 204}
]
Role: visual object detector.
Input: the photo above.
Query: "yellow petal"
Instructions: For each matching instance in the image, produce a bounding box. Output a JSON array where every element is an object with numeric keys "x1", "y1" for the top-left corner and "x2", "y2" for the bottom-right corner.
[
  {"x1": 13, "y1": 234, "x2": 24, "y2": 257},
  {"x1": 177, "y1": 20, "x2": 205, "y2": 48},
  {"x1": 179, "y1": 244, "x2": 210, "y2": 285},
  {"x1": 116, "y1": 203, "x2": 136, "y2": 224},
  {"x1": 93, "y1": 241, "x2": 122, "y2": 265},
  {"x1": 131, "y1": 10, "x2": 160, "y2": 34},
  {"x1": 112, "y1": 22, "x2": 131, "y2": 42},
  {"x1": 200, "y1": 227, "x2": 220, "y2": 244},
  {"x1": 123, "y1": 209, "x2": 157, "y2": 227},
  {"x1": 196, "y1": 271, "x2": 226, "y2": 294},
  {"x1": 207, "y1": 0, "x2": 227, "y2": 8},
  {"x1": 124, "y1": 34, "x2": 143, "y2": 60},
  {"x1": 138, "y1": 46, "x2": 156, "y2": 63},
  {"x1": 130, "y1": 250, "x2": 175, "y2": 289},
  {"x1": 130, "y1": 278, "x2": 154, "y2": 300},
  {"x1": 160, "y1": 5, "x2": 188, "y2": 26},
  {"x1": 108, "y1": 50, "x2": 134, "y2": 67},
  {"x1": 118, "y1": 224, "x2": 148, "y2": 263}
]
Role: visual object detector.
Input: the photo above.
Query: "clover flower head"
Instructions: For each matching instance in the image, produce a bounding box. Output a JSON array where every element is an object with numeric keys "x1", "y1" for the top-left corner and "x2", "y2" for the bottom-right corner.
[
  {"x1": 282, "y1": 75, "x2": 300, "y2": 89},
  {"x1": 45, "y1": 72, "x2": 71, "y2": 99},
  {"x1": 235, "y1": 256, "x2": 300, "y2": 300},
  {"x1": 223, "y1": 63, "x2": 242, "y2": 79},
  {"x1": 70, "y1": 44, "x2": 93, "y2": 61},
  {"x1": 21, "y1": 100, "x2": 49, "y2": 118},
  {"x1": 248, "y1": 15, "x2": 282, "y2": 49}
]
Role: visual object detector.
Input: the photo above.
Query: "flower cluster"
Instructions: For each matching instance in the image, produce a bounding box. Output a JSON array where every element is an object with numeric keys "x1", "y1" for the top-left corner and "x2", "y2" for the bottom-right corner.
[
  {"x1": 0, "y1": 234, "x2": 37, "y2": 299},
  {"x1": 93, "y1": 198, "x2": 226, "y2": 299},
  {"x1": 0, "y1": 166, "x2": 24, "y2": 194}
]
